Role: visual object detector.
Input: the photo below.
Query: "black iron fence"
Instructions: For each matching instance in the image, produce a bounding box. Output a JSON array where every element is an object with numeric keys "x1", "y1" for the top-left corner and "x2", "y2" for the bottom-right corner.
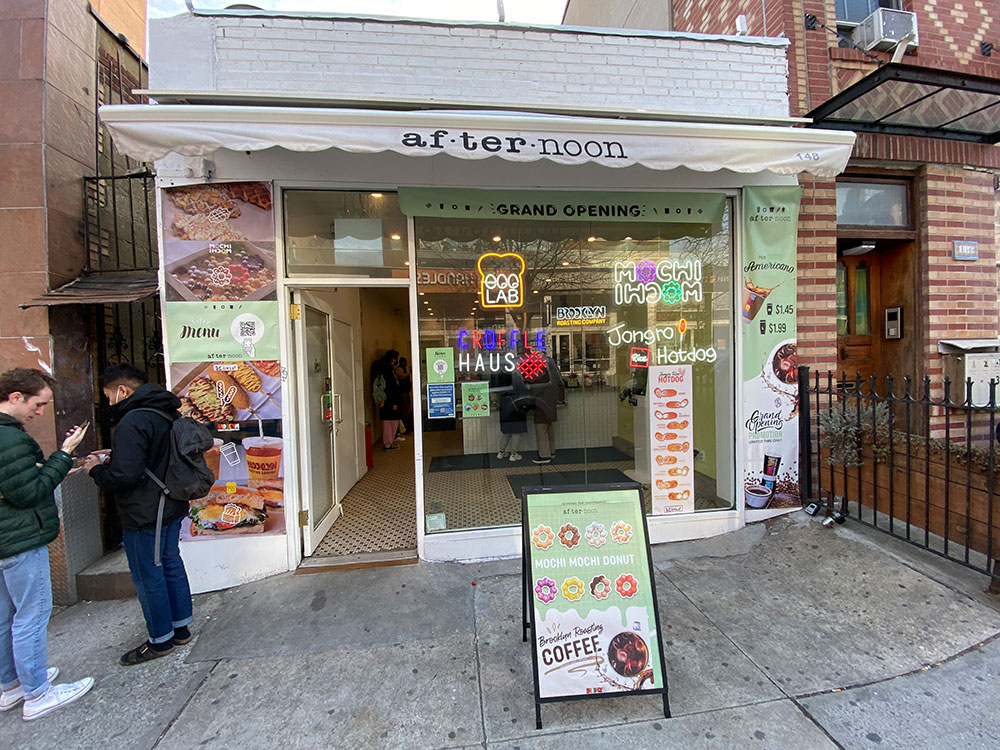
[{"x1": 799, "y1": 367, "x2": 1000, "y2": 586}]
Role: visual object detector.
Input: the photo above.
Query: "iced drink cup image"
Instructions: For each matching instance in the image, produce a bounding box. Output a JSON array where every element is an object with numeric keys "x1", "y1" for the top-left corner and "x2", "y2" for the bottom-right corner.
[
  {"x1": 205, "y1": 438, "x2": 224, "y2": 480},
  {"x1": 243, "y1": 436, "x2": 283, "y2": 479},
  {"x1": 742, "y1": 279, "x2": 777, "y2": 324}
]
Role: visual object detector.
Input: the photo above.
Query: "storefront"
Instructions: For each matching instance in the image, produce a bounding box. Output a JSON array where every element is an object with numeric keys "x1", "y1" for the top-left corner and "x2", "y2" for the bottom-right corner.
[{"x1": 96, "y1": 10, "x2": 857, "y2": 591}]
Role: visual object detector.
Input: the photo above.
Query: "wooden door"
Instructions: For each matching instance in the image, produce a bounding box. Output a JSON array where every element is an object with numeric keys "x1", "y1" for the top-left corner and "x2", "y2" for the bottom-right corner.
[{"x1": 836, "y1": 255, "x2": 880, "y2": 391}]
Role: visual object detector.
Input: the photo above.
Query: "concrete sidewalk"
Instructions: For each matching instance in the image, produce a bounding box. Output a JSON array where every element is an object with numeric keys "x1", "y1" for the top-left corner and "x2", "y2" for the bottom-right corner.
[{"x1": 4, "y1": 515, "x2": 999, "y2": 749}]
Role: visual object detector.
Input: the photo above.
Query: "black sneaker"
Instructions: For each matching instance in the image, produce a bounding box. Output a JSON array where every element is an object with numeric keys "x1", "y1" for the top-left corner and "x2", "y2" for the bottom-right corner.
[
  {"x1": 532, "y1": 457, "x2": 552, "y2": 464},
  {"x1": 384, "y1": 444, "x2": 400, "y2": 451}
]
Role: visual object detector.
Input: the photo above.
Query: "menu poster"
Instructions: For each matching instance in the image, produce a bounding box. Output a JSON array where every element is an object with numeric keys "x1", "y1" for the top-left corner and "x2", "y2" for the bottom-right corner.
[
  {"x1": 521, "y1": 485, "x2": 669, "y2": 723},
  {"x1": 180, "y1": 432, "x2": 286, "y2": 542},
  {"x1": 427, "y1": 383, "x2": 456, "y2": 419},
  {"x1": 741, "y1": 186, "x2": 802, "y2": 513},
  {"x1": 461, "y1": 381, "x2": 490, "y2": 418},
  {"x1": 162, "y1": 182, "x2": 275, "y2": 244},
  {"x1": 171, "y1": 360, "x2": 283, "y2": 423},
  {"x1": 164, "y1": 301, "x2": 280, "y2": 363},
  {"x1": 648, "y1": 365, "x2": 694, "y2": 515},
  {"x1": 426, "y1": 347, "x2": 455, "y2": 384}
]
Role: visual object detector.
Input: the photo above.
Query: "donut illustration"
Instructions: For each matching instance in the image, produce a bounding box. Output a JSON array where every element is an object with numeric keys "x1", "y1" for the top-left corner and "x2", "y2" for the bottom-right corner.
[
  {"x1": 561, "y1": 577, "x2": 585, "y2": 602},
  {"x1": 610, "y1": 520, "x2": 633, "y2": 545},
  {"x1": 667, "y1": 465, "x2": 690, "y2": 477},
  {"x1": 667, "y1": 442, "x2": 690, "y2": 453},
  {"x1": 534, "y1": 577, "x2": 557, "y2": 604},
  {"x1": 615, "y1": 573, "x2": 639, "y2": 599},
  {"x1": 584, "y1": 522, "x2": 607, "y2": 548},
  {"x1": 655, "y1": 479, "x2": 678, "y2": 490},
  {"x1": 655, "y1": 455, "x2": 678, "y2": 466},
  {"x1": 558, "y1": 523, "x2": 581, "y2": 549},
  {"x1": 668, "y1": 490, "x2": 691, "y2": 502},
  {"x1": 531, "y1": 524, "x2": 555, "y2": 550},
  {"x1": 590, "y1": 574, "x2": 612, "y2": 600}
]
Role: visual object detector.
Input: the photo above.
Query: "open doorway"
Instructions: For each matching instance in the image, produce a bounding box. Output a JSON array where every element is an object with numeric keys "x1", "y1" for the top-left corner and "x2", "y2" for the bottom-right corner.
[{"x1": 291, "y1": 286, "x2": 416, "y2": 567}]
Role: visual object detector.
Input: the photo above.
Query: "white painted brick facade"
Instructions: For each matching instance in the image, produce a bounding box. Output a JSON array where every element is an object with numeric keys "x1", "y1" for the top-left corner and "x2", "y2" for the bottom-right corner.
[{"x1": 149, "y1": 13, "x2": 790, "y2": 117}]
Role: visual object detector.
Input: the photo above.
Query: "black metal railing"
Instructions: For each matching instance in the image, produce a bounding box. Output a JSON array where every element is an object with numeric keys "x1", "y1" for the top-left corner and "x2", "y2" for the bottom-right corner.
[{"x1": 799, "y1": 367, "x2": 999, "y2": 587}]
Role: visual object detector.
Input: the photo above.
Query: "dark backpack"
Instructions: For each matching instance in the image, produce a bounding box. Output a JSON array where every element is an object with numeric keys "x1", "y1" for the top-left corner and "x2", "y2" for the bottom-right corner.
[{"x1": 133, "y1": 408, "x2": 214, "y2": 565}]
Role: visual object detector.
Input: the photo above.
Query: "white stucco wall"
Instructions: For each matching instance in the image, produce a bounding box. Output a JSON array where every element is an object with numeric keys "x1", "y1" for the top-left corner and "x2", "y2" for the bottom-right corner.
[{"x1": 148, "y1": 11, "x2": 790, "y2": 118}]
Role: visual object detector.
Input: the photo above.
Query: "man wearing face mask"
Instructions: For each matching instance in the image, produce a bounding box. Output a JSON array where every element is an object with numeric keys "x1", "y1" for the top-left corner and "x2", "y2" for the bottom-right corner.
[{"x1": 80, "y1": 365, "x2": 193, "y2": 667}]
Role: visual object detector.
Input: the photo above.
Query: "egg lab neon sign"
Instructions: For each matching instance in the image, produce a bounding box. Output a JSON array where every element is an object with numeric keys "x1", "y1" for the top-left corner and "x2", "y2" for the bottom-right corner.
[{"x1": 477, "y1": 252, "x2": 525, "y2": 308}]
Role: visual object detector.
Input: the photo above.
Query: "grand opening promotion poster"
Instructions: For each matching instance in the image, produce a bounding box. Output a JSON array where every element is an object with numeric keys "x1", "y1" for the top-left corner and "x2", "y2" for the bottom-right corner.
[
  {"x1": 740, "y1": 186, "x2": 802, "y2": 512},
  {"x1": 524, "y1": 487, "x2": 664, "y2": 700}
]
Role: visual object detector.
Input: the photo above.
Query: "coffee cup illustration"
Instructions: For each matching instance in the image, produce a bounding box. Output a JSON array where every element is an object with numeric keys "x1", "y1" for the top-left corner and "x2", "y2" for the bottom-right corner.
[
  {"x1": 477, "y1": 252, "x2": 525, "y2": 309},
  {"x1": 742, "y1": 278, "x2": 779, "y2": 324},
  {"x1": 745, "y1": 484, "x2": 772, "y2": 508}
]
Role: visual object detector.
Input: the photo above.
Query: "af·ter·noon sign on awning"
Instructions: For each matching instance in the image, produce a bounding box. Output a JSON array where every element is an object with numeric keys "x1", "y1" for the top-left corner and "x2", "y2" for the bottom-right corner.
[
  {"x1": 398, "y1": 188, "x2": 726, "y2": 223},
  {"x1": 98, "y1": 105, "x2": 857, "y2": 178}
]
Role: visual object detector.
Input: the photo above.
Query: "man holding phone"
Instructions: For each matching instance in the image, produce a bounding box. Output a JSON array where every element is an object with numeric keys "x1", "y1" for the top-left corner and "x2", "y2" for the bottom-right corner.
[{"x1": 0, "y1": 368, "x2": 94, "y2": 720}]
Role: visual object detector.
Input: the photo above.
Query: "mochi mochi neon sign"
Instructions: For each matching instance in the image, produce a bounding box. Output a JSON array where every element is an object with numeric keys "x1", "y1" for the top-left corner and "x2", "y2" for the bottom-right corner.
[{"x1": 477, "y1": 252, "x2": 525, "y2": 309}]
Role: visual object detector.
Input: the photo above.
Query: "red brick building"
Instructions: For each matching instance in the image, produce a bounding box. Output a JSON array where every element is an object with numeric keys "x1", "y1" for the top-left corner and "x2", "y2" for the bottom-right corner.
[{"x1": 564, "y1": 1, "x2": 1000, "y2": 413}]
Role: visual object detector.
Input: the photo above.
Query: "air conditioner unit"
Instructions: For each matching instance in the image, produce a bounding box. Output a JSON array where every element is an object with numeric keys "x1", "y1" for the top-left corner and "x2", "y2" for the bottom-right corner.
[{"x1": 855, "y1": 8, "x2": 919, "y2": 52}]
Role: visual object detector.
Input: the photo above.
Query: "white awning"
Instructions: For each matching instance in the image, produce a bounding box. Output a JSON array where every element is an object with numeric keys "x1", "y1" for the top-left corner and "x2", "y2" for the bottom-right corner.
[{"x1": 100, "y1": 105, "x2": 856, "y2": 178}]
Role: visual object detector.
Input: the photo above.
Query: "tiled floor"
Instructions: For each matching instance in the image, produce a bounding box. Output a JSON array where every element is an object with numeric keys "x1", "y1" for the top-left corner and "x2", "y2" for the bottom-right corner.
[
  {"x1": 312, "y1": 428, "x2": 731, "y2": 557},
  {"x1": 312, "y1": 438, "x2": 418, "y2": 557}
]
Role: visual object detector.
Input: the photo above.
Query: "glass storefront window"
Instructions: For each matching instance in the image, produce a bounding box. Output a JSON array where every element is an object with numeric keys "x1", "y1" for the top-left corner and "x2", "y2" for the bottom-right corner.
[
  {"x1": 415, "y1": 200, "x2": 735, "y2": 533},
  {"x1": 283, "y1": 190, "x2": 408, "y2": 277},
  {"x1": 836, "y1": 181, "x2": 908, "y2": 227}
]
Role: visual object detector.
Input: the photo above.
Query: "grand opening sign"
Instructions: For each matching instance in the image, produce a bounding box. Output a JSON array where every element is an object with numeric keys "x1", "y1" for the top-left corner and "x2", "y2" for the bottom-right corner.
[{"x1": 521, "y1": 484, "x2": 670, "y2": 728}]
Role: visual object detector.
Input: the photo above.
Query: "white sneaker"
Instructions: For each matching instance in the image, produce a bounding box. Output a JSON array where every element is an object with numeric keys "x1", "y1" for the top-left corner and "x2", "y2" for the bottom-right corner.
[
  {"x1": 0, "y1": 667, "x2": 59, "y2": 711},
  {"x1": 509, "y1": 453, "x2": 522, "y2": 462},
  {"x1": 22, "y1": 677, "x2": 94, "y2": 721},
  {"x1": 496, "y1": 451, "x2": 507, "y2": 459}
]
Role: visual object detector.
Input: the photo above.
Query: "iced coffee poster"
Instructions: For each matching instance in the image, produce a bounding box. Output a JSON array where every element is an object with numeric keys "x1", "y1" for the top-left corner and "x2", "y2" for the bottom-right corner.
[
  {"x1": 648, "y1": 365, "x2": 694, "y2": 515},
  {"x1": 179, "y1": 430, "x2": 286, "y2": 542},
  {"x1": 164, "y1": 301, "x2": 280, "y2": 362},
  {"x1": 740, "y1": 186, "x2": 802, "y2": 512},
  {"x1": 162, "y1": 182, "x2": 274, "y2": 244},
  {"x1": 524, "y1": 487, "x2": 665, "y2": 700}
]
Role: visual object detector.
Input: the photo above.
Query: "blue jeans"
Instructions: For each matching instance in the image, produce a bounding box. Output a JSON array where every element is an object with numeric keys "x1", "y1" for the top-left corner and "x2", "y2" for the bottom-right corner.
[
  {"x1": 122, "y1": 518, "x2": 193, "y2": 644},
  {"x1": 0, "y1": 546, "x2": 52, "y2": 699}
]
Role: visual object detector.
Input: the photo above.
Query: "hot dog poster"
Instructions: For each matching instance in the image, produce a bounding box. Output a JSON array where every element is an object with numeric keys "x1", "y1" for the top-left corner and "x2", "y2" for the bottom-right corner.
[
  {"x1": 740, "y1": 186, "x2": 802, "y2": 513},
  {"x1": 648, "y1": 365, "x2": 694, "y2": 515},
  {"x1": 523, "y1": 486, "x2": 667, "y2": 703}
]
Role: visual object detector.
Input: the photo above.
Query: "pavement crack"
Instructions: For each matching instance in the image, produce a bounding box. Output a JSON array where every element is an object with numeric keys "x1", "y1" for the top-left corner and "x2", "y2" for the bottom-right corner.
[
  {"x1": 150, "y1": 659, "x2": 222, "y2": 749},
  {"x1": 471, "y1": 580, "x2": 489, "y2": 749}
]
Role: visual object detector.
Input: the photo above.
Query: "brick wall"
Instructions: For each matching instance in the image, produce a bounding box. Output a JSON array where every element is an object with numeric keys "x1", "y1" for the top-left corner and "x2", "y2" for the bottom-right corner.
[
  {"x1": 796, "y1": 177, "x2": 839, "y2": 372},
  {"x1": 149, "y1": 13, "x2": 790, "y2": 118}
]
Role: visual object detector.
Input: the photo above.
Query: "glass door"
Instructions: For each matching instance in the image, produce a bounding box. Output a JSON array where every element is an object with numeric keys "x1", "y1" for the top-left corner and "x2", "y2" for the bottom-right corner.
[{"x1": 293, "y1": 290, "x2": 340, "y2": 555}]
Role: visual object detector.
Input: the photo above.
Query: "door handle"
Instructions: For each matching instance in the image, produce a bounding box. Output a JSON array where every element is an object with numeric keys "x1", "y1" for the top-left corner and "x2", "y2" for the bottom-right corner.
[
  {"x1": 334, "y1": 393, "x2": 343, "y2": 424},
  {"x1": 840, "y1": 347, "x2": 849, "y2": 359}
]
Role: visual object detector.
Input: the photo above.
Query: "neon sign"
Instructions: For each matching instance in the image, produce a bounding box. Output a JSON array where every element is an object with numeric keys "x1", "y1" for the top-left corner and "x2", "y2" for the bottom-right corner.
[
  {"x1": 613, "y1": 259, "x2": 703, "y2": 306},
  {"x1": 457, "y1": 328, "x2": 547, "y2": 373},
  {"x1": 457, "y1": 329, "x2": 546, "y2": 351},
  {"x1": 477, "y1": 252, "x2": 525, "y2": 308}
]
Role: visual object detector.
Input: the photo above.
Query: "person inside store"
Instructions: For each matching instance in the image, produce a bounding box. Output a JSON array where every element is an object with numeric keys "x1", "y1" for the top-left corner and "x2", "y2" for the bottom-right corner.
[
  {"x1": 372, "y1": 349, "x2": 404, "y2": 451},
  {"x1": 490, "y1": 367, "x2": 530, "y2": 463},
  {"x1": 395, "y1": 356, "x2": 413, "y2": 437},
  {"x1": 0, "y1": 367, "x2": 94, "y2": 720},
  {"x1": 527, "y1": 355, "x2": 566, "y2": 465},
  {"x1": 80, "y1": 365, "x2": 194, "y2": 667}
]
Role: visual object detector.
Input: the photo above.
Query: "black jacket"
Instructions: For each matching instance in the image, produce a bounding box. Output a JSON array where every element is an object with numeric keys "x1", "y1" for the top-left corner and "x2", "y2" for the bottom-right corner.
[{"x1": 89, "y1": 383, "x2": 187, "y2": 532}]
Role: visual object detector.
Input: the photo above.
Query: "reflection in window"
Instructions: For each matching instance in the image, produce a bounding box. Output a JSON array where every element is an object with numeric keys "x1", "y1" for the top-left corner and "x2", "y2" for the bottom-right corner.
[
  {"x1": 854, "y1": 263, "x2": 871, "y2": 335},
  {"x1": 415, "y1": 208, "x2": 735, "y2": 533},
  {"x1": 836, "y1": 181, "x2": 908, "y2": 227},
  {"x1": 836, "y1": 0, "x2": 901, "y2": 23},
  {"x1": 836, "y1": 262, "x2": 848, "y2": 335},
  {"x1": 283, "y1": 190, "x2": 408, "y2": 277}
]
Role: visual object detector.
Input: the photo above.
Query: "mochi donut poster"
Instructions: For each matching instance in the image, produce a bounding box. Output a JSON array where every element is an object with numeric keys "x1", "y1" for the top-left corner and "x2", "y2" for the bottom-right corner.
[{"x1": 522, "y1": 486, "x2": 668, "y2": 705}]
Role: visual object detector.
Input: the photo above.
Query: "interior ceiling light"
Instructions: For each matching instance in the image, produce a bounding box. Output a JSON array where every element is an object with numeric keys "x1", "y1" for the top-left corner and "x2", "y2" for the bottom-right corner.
[
  {"x1": 390, "y1": 233, "x2": 401, "y2": 240},
  {"x1": 624, "y1": 236, "x2": 633, "y2": 241},
  {"x1": 404, "y1": 260, "x2": 410, "y2": 266},
  {"x1": 561, "y1": 261, "x2": 570, "y2": 266},
  {"x1": 371, "y1": 192, "x2": 383, "y2": 198},
  {"x1": 492, "y1": 235, "x2": 502, "y2": 242},
  {"x1": 544, "y1": 277, "x2": 551, "y2": 282},
  {"x1": 587, "y1": 236, "x2": 596, "y2": 242},
  {"x1": 533, "y1": 289, "x2": 539, "y2": 294},
  {"x1": 418, "y1": 291, "x2": 425, "y2": 296}
]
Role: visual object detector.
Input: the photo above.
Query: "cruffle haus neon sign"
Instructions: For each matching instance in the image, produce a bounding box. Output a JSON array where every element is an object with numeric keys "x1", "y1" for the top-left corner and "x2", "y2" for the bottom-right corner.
[
  {"x1": 614, "y1": 259, "x2": 703, "y2": 306},
  {"x1": 457, "y1": 328, "x2": 546, "y2": 373}
]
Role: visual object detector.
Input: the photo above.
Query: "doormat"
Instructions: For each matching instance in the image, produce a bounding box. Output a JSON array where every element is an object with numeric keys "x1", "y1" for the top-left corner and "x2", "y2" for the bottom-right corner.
[
  {"x1": 429, "y1": 446, "x2": 631, "y2": 473},
  {"x1": 507, "y1": 469, "x2": 632, "y2": 497}
]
